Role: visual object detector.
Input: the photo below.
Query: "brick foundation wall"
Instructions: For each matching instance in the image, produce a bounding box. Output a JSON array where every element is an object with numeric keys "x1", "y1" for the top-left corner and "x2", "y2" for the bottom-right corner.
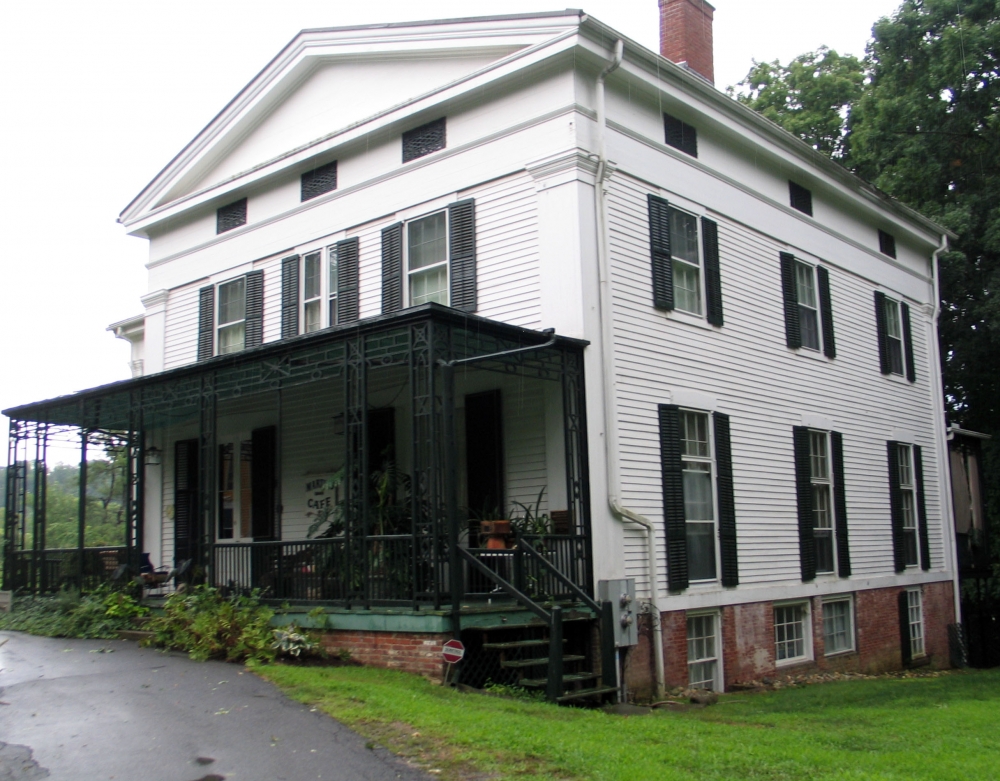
[
  {"x1": 319, "y1": 630, "x2": 449, "y2": 680},
  {"x1": 623, "y1": 581, "x2": 955, "y2": 700}
]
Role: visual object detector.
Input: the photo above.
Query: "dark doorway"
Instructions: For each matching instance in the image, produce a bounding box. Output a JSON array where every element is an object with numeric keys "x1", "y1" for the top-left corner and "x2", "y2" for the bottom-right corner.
[
  {"x1": 251, "y1": 426, "x2": 277, "y2": 541},
  {"x1": 367, "y1": 408, "x2": 396, "y2": 475},
  {"x1": 465, "y1": 390, "x2": 504, "y2": 518},
  {"x1": 173, "y1": 439, "x2": 199, "y2": 567}
]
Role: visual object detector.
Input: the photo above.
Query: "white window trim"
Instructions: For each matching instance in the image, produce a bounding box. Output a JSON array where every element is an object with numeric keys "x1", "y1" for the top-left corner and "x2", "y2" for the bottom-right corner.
[
  {"x1": 404, "y1": 208, "x2": 451, "y2": 308},
  {"x1": 216, "y1": 276, "x2": 247, "y2": 356},
  {"x1": 897, "y1": 443, "x2": 921, "y2": 569},
  {"x1": 774, "y1": 600, "x2": 813, "y2": 666},
  {"x1": 793, "y1": 260, "x2": 824, "y2": 354},
  {"x1": 809, "y1": 429, "x2": 837, "y2": 577},
  {"x1": 881, "y1": 293, "x2": 908, "y2": 377},
  {"x1": 680, "y1": 408, "x2": 720, "y2": 585},
  {"x1": 687, "y1": 610, "x2": 723, "y2": 692},
  {"x1": 907, "y1": 588, "x2": 926, "y2": 659},
  {"x1": 821, "y1": 595, "x2": 855, "y2": 656},
  {"x1": 301, "y1": 249, "x2": 324, "y2": 334},
  {"x1": 667, "y1": 204, "x2": 705, "y2": 319}
]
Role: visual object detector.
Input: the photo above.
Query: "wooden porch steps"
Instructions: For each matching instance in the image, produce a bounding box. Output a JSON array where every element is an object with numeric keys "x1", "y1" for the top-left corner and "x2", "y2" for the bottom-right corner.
[{"x1": 500, "y1": 654, "x2": 585, "y2": 669}]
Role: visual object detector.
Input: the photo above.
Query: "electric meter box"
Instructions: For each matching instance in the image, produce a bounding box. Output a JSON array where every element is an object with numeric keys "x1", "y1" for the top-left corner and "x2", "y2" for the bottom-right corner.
[{"x1": 597, "y1": 578, "x2": 638, "y2": 647}]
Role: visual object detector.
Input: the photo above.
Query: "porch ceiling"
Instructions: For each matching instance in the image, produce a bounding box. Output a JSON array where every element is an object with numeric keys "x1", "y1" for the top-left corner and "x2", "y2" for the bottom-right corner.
[{"x1": 4, "y1": 304, "x2": 587, "y2": 431}]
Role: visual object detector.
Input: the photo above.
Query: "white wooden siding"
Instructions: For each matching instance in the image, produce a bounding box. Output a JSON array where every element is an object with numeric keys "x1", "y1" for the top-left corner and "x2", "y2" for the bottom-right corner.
[
  {"x1": 163, "y1": 285, "x2": 200, "y2": 370},
  {"x1": 606, "y1": 171, "x2": 943, "y2": 595}
]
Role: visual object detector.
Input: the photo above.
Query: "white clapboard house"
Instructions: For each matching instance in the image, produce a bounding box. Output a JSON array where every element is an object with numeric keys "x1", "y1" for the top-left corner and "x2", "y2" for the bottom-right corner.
[{"x1": 4, "y1": 2, "x2": 959, "y2": 701}]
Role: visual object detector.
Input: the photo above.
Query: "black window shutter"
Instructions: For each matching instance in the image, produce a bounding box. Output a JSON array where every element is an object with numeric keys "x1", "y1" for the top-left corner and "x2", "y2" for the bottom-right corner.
[
  {"x1": 816, "y1": 266, "x2": 837, "y2": 359},
  {"x1": 887, "y1": 441, "x2": 906, "y2": 573},
  {"x1": 789, "y1": 181, "x2": 813, "y2": 216},
  {"x1": 913, "y1": 445, "x2": 931, "y2": 571},
  {"x1": 714, "y1": 411, "x2": 738, "y2": 587},
  {"x1": 793, "y1": 426, "x2": 816, "y2": 581},
  {"x1": 381, "y1": 223, "x2": 403, "y2": 315},
  {"x1": 702, "y1": 217, "x2": 724, "y2": 327},
  {"x1": 216, "y1": 198, "x2": 247, "y2": 234},
  {"x1": 898, "y1": 590, "x2": 913, "y2": 666},
  {"x1": 281, "y1": 256, "x2": 300, "y2": 339},
  {"x1": 780, "y1": 253, "x2": 801, "y2": 349},
  {"x1": 901, "y1": 302, "x2": 916, "y2": 382},
  {"x1": 874, "y1": 291, "x2": 891, "y2": 374},
  {"x1": 648, "y1": 194, "x2": 674, "y2": 311},
  {"x1": 402, "y1": 118, "x2": 446, "y2": 163},
  {"x1": 664, "y1": 113, "x2": 698, "y2": 157},
  {"x1": 197, "y1": 286, "x2": 215, "y2": 361},
  {"x1": 449, "y1": 199, "x2": 477, "y2": 312},
  {"x1": 301, "y1": 160, "x2": 337, "y2": 202},
  {"x1": 830, "y1": 431, "x2": 851, "y2": 578},
  {"x1": 336, "y1": 237, "x2": 360, "y2": 324},
  {"x1": 658, "y1": 404, "x2": 687, "y2": 591},
  {"x1": 173, "y1": 439, "x2": 199, "y2": 566},
  {"x1": 245, "y1": 270, "x2": 264, "y2": 349}
]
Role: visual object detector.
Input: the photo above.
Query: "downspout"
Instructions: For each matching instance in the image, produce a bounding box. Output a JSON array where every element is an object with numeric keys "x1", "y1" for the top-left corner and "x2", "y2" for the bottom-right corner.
[
  {"x1": 595, "y1": 39, "x2": 666, "y2": 699},
  {"x1": 928, "y1": 234, "x2": 962, "y2": 624}
]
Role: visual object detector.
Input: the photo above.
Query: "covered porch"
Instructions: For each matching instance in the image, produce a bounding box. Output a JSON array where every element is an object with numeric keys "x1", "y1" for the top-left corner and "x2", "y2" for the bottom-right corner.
[{"x1": 3, "y1": 305, "x2": 593, "y2": 613}]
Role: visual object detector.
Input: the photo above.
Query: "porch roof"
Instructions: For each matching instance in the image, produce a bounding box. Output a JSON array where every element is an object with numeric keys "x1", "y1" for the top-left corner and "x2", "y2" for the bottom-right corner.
[{"x1": 4, "y1": 304, "x2": 588, "y2": 431}]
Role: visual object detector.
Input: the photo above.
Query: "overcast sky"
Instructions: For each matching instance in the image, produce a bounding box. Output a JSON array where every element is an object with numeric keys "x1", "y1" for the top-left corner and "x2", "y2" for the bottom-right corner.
[{"x1": 0, "y1": 0, "x2": 903, "y2": 465}]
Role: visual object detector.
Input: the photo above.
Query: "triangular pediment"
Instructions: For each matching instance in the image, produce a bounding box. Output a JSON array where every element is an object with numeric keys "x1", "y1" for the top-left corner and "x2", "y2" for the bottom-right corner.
[{"x1": 120, "y1": 13, "x2": 584, "y2": 229}]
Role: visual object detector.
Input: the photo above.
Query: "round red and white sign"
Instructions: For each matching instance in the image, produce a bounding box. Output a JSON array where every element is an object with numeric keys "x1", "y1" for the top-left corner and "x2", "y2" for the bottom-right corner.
[{"x1": 441, "y1": 639, "x2": 465, "y2": 664}]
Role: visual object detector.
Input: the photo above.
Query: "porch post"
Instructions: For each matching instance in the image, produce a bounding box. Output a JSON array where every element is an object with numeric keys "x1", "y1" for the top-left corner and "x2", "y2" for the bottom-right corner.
[
  {"x1": 562, "y1": 348, "x2": 594, "y2": 597},
  {"x1": 77, "y1": 429, "x2": 88, "y2": 591},
  {"x1": 344, "y1": 334, "x2": 368, "y2": 607},
  {"x1": 441, "y1": 361, "x2": 463, "y2": 635},
  {"x1": 198, "y1": 373, "x2": 218, "y2": 582},
  {"x1": 3, "y1": 419, "x2": 19, "y2": 591},
  {"x1": 32, "y1": 424, "x2": 48, "y2": 592}
]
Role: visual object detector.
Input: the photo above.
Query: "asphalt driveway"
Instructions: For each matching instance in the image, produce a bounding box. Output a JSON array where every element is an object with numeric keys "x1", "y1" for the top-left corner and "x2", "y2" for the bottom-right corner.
[{"x1": 0, "y1": 631, "x2": 431, "y2": 781}]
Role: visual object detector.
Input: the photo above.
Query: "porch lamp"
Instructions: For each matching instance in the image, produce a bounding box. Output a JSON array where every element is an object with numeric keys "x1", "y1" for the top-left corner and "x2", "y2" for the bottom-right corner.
[{"x1": 144, "y1": 446, "x2": 163, "y2": 467}]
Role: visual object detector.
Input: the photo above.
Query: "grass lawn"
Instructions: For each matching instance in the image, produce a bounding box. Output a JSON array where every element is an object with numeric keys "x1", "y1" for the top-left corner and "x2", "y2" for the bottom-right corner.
[{"x1": 259, "y1": 665, "x2": 1000, "y2": 780}]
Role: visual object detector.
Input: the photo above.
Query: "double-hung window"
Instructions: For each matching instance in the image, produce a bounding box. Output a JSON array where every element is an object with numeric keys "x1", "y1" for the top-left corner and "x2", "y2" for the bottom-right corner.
[
  {"x1": 282, "y1": 243, "x2": 352, "y2": 338},
  {"x1": 822, "y1": 597, "x2": 855, "y2": 655},
  {"x1": 809, "y1": 431, "x2": 835, "y2": 574},
  {"x1": 795, "y1": 262, "x2": 821, "y2": 351},
  {"x1": 407, "y1": 211, "x2": 449, "y2": 306},
  {"x1": 659, "y1": 405, "x2": 739, "y2": 590},
  {"x1": 328, "y1": 245, "x2": 339, "y2": 327},
  {"x1": 217, "y1": 277, "x2": 247, "y2": 355},
  {"x1": 775, "y1": 602, "x2": 811, "y2": 664},
  {"x1": 681, "y1": 411, "x2": 717, "y2": 582},
  {"x1": 302, "y1": 251, "x2": 323, "y2": 333},
  {"x1": 647, "y1": 194, "x2": 724, "y2": 326},
  {"x1": 897, "y1": 444, "x2": 919, "y2": 567},
  {"x1": 875, "y1": 291, "x2": 915, "y2": 381},
  {"x1": 687, "y1": 612, "x2": 721, "y2": 691},
  {"x1": 906, "y1": 588, "x2": 925, "y2": 657}
]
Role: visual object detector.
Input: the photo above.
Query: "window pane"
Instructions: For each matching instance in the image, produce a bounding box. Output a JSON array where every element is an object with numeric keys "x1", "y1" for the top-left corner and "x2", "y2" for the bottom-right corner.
[
  {"x1": 673, "y1": 260, "x2": 701, "y2": 314},
  {"x1": 218, "y1": 322, "x2": 245, "y2": 355},
  {"x1": 888, "y1": 337, "x2": 904, "y2": 375},
  {"x1": 898, "y1": 446, "x2": 912, "y2": 487},
  {"x1": 800, "y1": 306, "x2": 820, "y2": 350},
  {"x1": 815, "y1": 529, "x2": 835, "y2": 574},
  {"x1": 823, "y1": 601, "x2": 852, "y2": 654},
  {"x1": 686, "y1": 521, "x2": 717, "y2": 581},
  {"x1": 218, "y1": 278, "x2": 246, "y2": 325},
  {"x1": 775, "y1": 605, "x2": 806, "y2": 660},
  {"x1": 687, "y1": 614, "x2": 718, "y2": 690},
  {"x1": 809, "y1": 432, "x2": 828, "y2": 479},
  {"x1": 304, "y1": 252, "x2": 322, "y2": 301},
  {"x1": 329, "y1": 296, "x2": 338, "y2": 327},
  {"x1": 795, "y1": 263, "x2": 817, "y2": 308},
  {"x1": 328, "y1": 246, "x2": 339, "y2": 295},
  {"x1": 908, "y1": 590, "x2": 924, "y2": 656},
  {"x1": 304, "y1": 300, "x2": 321, "y2": 333},
  {"x1": 681, "y1": 412, "x2": 710, "y2": 458},
  {"x1": 410, "y1": 266, "x2": 448, "y2": 305},
  {"x1": 884, "y1": 298, "x2": 901, "y2": 339},
  {"x1": 408, "y1": 212, "x2": 447, "y2": 270},
  {"x1": 670, "y1": 210, "x2": 699, "y2": 264},
  {"x1": 683, "y1": 463, "x2": 714, "y2": 520},
  {"x1": 904, "y1": 528, "x2": 919, "y2": 567}
]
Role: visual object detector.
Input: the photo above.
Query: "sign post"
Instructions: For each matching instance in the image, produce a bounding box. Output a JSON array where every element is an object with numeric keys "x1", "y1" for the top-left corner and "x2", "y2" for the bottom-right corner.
[{"x1": 442, "y1": 639, "x2": 465, "y2": 684}]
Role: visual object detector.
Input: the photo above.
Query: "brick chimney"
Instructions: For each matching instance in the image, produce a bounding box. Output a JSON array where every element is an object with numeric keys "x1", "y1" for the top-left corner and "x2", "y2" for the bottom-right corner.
[{"x1": 658, "y1": 0, "x2": 715, "y2": 84}]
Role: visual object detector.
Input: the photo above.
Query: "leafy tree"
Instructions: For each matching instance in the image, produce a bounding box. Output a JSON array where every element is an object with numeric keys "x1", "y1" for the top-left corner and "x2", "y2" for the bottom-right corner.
[{"x1": 732, "y1": 47, "x2": 866, "y2": 159}]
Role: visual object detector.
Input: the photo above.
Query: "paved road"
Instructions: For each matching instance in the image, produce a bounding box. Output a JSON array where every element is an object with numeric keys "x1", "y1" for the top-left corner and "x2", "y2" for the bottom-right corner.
[{"x1": 0, "y1": 632, "x2": 431, "y2": 781}]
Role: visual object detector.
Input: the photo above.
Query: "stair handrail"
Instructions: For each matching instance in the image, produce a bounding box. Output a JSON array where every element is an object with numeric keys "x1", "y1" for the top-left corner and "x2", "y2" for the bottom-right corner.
[
  {"x1": 457, "y1": 547, "x2": 550, "y2": 622},
  {"x1": 516, "y1": 537, "x2": 599, "y2": 613}
]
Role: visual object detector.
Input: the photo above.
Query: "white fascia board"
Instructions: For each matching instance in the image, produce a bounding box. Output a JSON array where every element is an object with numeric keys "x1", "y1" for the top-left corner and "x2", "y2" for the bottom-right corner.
[
  {"x1": 119, "y1": 14, "x2": 583, "y2": 231},
  {"x1": 575, "y1": 18, "x2": 952, "y2": 247}
]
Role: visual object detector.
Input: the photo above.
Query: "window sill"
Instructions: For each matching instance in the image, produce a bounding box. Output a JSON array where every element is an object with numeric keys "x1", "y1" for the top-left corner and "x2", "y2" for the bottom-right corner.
[
  {"x1": 789, "y1": 346, "x2": 831, "y2": 364},
  {"x1": 823, "y1": 648, "x2": 857, "y2": 658},
  {"x1": 664, "y1": 309, "x2": 719, "y2": 332},
  {"x1": 882, "y1": 371, "x2": 913, "y2": 385},
  {"x1": 775, "y1": 656, "x2": 814, "y2": 668}
]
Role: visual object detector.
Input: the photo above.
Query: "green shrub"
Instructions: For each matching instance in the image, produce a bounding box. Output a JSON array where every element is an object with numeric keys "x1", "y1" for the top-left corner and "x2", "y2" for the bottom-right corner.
[
  {"x1": 0, "y1": 586, "x2": 139, "y2": 639},
  {"x1": 144, "y1": 586, "x2": 275, "y2": 665}
]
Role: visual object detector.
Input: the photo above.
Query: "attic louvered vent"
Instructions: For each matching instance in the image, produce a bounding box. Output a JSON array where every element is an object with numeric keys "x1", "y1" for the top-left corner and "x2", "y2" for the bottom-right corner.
[
  {"x1": 879, "y1": 229, "x2": 897, "y2": 258},
  {"x1": 217, "y1": 198, "x2": 247, "y2": 234},
  {"x1": 789, "y1": 181, "x2": 813, "y2": 216},
  {"x1": 402, "y1": 118, "x2": 446, "y2": 163},
  {"x1": 663, "y1": 112, "x2": 698, "y2": 157},
  {"x1": 301, "y1": 160, "x2": 338, "y2": 202}
]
